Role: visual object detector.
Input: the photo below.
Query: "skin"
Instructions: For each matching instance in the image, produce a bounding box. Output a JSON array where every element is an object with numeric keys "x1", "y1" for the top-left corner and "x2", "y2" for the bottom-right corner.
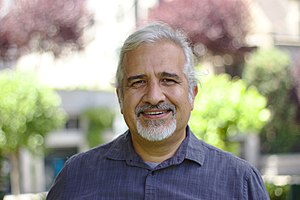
[{"x1": 117, "y1": 40, "x2": 198, "y2": 163}]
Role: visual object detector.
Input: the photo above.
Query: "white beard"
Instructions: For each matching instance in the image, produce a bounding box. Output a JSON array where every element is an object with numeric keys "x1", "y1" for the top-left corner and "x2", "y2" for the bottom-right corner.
[{"x1": 136, "y1": 117, "x2": 176, "y2": 141}]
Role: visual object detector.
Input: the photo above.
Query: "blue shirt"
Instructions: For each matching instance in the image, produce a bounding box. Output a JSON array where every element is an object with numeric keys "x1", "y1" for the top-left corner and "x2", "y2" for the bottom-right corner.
[{"x1": 46, "y1": 126, "x2": 270, "y2": 200}]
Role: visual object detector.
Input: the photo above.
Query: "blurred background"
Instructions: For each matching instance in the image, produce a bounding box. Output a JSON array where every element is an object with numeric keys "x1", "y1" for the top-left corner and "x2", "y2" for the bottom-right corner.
[{"x1": 0, "y1": 0, "x2": 300, "y2": 199}]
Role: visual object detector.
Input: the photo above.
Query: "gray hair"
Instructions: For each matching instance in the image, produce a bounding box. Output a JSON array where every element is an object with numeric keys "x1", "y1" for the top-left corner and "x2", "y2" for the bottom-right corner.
[{"x1": 115, "y1": 22, "x2": 198, "y2": 102}]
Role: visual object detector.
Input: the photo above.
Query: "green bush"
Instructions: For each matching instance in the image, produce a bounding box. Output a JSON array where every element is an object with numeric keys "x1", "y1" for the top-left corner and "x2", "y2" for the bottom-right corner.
[
  {"x1": 265, "y1": 182, "x2": 290, "y2": 200},
  {"x1": 243, "y1": 48, "x2": 291, "y2": 96},
  {"x1": 190, "y1": 74, "x2": 269, "y2": 154},
  {"x1": 243, "y1": 48, "x2": 300, "y2": 153},
  {"x1": 82, "y1": 107, "x2": 115, "y2": 148}
]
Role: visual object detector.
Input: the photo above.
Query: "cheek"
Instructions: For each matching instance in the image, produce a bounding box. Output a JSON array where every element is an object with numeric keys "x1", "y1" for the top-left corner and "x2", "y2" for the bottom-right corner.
[
  {"x1": 166, "y1": 88, "x2": 190, "y2": 104},
  {"x1": 168, "y1": 95, "x2": 194, "y2": 119},
  {"x1": 123, "y1": 93, "x2": 142, "y2": 112}
]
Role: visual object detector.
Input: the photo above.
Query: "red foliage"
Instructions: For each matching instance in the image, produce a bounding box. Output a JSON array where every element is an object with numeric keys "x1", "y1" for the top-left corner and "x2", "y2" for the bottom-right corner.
[
  {"x1": 0, "y1": 0, "x2": 93, "y2": 62},
  {"x1": 148, "y1": 0, "x2": 250, "y2": 56}
]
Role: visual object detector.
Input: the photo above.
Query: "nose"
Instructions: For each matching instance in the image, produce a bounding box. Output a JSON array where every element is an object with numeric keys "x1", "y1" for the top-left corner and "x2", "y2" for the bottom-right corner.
[{"x1": 143, "y1": 81, "x2": 165, "y2": 105}]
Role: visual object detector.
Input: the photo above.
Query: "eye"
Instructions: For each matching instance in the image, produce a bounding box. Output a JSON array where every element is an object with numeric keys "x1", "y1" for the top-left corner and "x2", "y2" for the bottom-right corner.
[
  {"x1": 130, "y1": 80, "x2": 146, "y2": 88},
  {"x1": 161, "y1": 78, "x2": 178, "y2": 85}
]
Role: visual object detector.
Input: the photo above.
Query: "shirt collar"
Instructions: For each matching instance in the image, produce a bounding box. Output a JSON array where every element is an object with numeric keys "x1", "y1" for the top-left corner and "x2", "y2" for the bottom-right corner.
[
  {"x1": 105, "y1": 130, "x2": 138, "y2": 161},
  {"x1": 105, "y1": 126, "x2": 205, "y2": 166},
  {"x1": 185, "y1": 126, "x2": 205, "y2": 166}
]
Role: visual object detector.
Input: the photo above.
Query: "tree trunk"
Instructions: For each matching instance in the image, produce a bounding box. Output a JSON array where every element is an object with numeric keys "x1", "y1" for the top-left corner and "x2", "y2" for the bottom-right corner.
[{"x1": 9, "y1": 151, "x2": 21, "y2": 195}]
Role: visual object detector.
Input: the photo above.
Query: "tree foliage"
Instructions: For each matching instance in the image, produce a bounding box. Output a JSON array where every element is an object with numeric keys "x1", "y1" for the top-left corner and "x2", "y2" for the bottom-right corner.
[
  {"x1": 0, "y1": 71, "x2": 65, "y2": 153},
  {"x1": 148, "y1": 0, "x2": 250, "y2": 56},
  {"x1": 0, "y1": 0, "x2": 93, "y2": 65},
  {"x1": 83, "y1": 107, "x2": 115, "y2": 148},
  {"x1": 243, "y1": 48, "x2": 300, "y2": 153},
  {"x1": 0, "y1": 70, "x2": 66, "y2": 194},
  {"x1": 265, "y1": 182, "x2": 290, "y2": 200},
  {"x1": 190, "y1": 74, "x2": 269, "y2": 154}
]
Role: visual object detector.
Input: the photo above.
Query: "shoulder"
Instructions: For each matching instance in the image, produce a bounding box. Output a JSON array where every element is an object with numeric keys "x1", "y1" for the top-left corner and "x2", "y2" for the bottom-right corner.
[
  {"x1": 201, "y1": 140, "x2": 254, "y2": 170},
  {"x1": 188, "y1": 131, "x2": 257, "y2": 177},
  {"x1": 203, "y1": 141, "x2": 247, "y2": 164},
  {"x1": 199, "y1": 139, "x2": 267, "y2": 186},
  {"x1": 65, "y1": 132, "x2": 128, "y2": 169},
  {"x1": 189, "y1": 134, "x2": 269, "y2": 199},
  {"x1": 46, "y1": 133, "x2": 130, "y2": 199},
  {"x1": 188, "y1": 131, "x2": 251, "y2": 170}
]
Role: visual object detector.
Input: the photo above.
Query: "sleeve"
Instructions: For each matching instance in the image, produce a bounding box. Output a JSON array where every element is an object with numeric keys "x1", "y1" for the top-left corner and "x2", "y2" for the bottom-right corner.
[
  {"x1": 243, "y1": 167, "x2": 270, "y2": 200},
  {"x1": 46, "y1": 161, "x2": 68, "y2": 200}
]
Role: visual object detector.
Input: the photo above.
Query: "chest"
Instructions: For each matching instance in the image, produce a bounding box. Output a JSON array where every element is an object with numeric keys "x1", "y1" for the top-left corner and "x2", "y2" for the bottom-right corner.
[{"x1": 63, "y1": 161, "x2": 242, "y2": 200}]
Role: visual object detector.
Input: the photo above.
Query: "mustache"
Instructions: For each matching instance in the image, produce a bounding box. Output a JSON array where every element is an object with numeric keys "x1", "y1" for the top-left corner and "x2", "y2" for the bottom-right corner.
[{"x1": 135, "y1": 102, "x2": 176, "y2": 117}]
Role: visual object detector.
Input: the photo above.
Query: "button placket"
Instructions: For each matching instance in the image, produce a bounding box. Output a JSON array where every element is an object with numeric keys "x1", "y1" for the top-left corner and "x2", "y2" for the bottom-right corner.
[{"x1": 144, "y1": 170, "x2": 157, "y2": 200}]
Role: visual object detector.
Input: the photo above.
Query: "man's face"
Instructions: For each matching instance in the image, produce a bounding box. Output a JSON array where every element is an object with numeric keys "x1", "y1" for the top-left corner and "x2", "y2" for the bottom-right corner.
[{"x1": 118, "y1": 40, "x2": 197, "y2": 141}]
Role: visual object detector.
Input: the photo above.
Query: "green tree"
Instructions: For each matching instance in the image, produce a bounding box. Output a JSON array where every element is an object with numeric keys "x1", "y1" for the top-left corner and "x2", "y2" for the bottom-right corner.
[
  {"x1": 243, "y1": 48, "x2": 300, "y2": 153},
  {"x1": 190, "y1": 74, "x2": 269, "y2": 154},
  {"x1": 0, "y1": 70, "x2": 66, "y2": 195},
  {"x1": 265, "y1": 183, "x2": 290, "y2": 200},
  {"x1": 83, "y1": 107, "x2": 115, "y2": 148}
]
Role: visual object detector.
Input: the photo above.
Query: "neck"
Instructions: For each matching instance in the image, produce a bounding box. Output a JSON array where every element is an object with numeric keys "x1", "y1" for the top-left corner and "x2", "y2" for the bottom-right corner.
[{"x1": 131, "y1": 129, "x2": 186, "y2": 163}]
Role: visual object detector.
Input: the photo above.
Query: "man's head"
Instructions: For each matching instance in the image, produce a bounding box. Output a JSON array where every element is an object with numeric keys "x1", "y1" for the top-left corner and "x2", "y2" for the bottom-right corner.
[{"x1": 115, "y1": 22, "x2": 198, "y2": 142}]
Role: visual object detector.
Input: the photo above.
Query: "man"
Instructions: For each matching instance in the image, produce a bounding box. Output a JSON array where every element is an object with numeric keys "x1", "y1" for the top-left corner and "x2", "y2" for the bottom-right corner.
[{"x1": 47, "y1": 23, "x2": 270, "y2": 199}]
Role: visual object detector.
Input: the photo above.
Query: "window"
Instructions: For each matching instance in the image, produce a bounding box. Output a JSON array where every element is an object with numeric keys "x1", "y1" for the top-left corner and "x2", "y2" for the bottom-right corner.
[{"x1": 65, "y1": 116, "x2": 80, "y2": 129}]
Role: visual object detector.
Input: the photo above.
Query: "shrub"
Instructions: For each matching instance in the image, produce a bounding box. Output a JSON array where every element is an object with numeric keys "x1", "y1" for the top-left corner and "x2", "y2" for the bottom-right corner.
[
  {"x1": 243, "y1": 48, "x2": 300, "y2": 153},
  {"x1": 190, "y1": 74, "x2": 269, "y2": 154}
]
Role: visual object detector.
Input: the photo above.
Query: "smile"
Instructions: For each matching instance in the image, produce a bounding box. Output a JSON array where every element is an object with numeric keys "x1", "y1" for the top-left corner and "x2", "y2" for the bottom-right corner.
[
  {"x1": 140, "y1": 109, "x2": 173, "y2": 120},
  {"x1": 144, "y1": 111, "x2": 165, "y2": 115},
  {"x1": 135, "y1": 102, "x2": 176, "y2": 118}
]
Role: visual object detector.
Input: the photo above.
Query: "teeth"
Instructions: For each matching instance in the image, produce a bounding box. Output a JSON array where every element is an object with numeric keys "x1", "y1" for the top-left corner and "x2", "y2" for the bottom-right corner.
[{"x1": 145, "y1": 111, "x2": 163, "y2": 115}]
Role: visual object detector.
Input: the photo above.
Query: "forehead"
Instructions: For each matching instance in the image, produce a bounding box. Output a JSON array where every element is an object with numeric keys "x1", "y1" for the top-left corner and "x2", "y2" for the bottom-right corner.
[{"x1": 122, "y1": 40, "x2": 186, "y2": 76}]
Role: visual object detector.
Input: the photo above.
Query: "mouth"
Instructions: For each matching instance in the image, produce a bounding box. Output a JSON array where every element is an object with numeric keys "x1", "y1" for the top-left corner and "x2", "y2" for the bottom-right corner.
[
  {"x1": 141, "y1": 110, "x2": 172, "y2": 118},
  {"x1": 136, "y1": 103, "x2": 175, "y2": 119}
]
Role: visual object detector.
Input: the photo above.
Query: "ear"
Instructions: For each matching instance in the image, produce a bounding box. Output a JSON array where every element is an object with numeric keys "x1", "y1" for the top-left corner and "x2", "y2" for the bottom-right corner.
[
  {"x1": 193, "y1": 85, "x2": 198, "y2": 97},
  {"x1": 116, "y1": 88, "x2": 123, "y2": 114},
  {"x1": 191, "y1": 85, "x2": 198, "y2": 110}
]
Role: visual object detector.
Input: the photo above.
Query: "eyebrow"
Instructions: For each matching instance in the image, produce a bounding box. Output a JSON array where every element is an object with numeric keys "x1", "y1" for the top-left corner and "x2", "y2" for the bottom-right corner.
[
  {"x1": 126, "y1": 74, "x2": 146, "y2": 83},
  {"x1": 160, "y1": 72, "x2": 181, "y2": 80},
  {"x1": 126, "y1": 71, "x2": 181, "y2": 83}
]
